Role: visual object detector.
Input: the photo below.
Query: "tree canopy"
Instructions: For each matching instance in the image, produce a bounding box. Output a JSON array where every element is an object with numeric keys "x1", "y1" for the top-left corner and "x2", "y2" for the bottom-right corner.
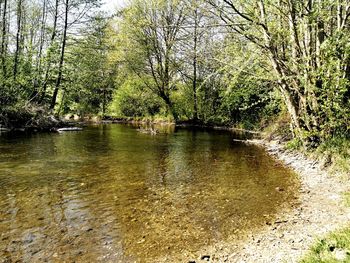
[{"x1": 1, "y1": 0, "x2": 350, "y2": 146}]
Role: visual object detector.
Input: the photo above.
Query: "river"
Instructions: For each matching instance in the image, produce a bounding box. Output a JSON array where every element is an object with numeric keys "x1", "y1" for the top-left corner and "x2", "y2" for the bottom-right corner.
[{"x1": 0, "y1": 124, "x2": 299, "y2": 262}]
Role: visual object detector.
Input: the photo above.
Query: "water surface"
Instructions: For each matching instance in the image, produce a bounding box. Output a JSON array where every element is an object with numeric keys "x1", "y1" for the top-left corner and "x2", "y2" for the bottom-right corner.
[{"x1": 0, "y1": 124, "x2": 299, "y2": 262}]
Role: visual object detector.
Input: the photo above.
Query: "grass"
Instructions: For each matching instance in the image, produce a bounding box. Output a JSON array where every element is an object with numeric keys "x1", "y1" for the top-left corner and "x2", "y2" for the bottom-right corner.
[
  {"x1": 102, "y1": 114, "x2": 175, "y2": 123},
  {"x1": 300, "y1": 228, "x2": 350, "y2": 263}
]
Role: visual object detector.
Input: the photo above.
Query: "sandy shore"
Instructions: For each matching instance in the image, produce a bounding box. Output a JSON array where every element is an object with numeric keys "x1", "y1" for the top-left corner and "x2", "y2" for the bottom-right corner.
[{"x1": 213, "y1": 139, "x2": 350, "y2": 262}]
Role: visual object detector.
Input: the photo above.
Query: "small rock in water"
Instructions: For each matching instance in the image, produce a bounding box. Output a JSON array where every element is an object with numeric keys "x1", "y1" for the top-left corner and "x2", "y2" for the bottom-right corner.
[
  {"x1": 201, "y1": 255, "x2": 210, "y2": 261},
  {"x1": 275, "y1": 187, "x2": 284, "y2": 192}
]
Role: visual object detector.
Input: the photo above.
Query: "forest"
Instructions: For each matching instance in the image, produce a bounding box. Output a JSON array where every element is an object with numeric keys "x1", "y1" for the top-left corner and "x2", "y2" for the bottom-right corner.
[{"x1": 1, "y1": 0, "x2": 350, "y2": 148}]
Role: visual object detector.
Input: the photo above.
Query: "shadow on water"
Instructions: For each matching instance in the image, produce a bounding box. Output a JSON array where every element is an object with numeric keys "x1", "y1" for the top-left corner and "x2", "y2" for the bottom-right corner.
[{"x1": 0, "y1": 124, "x2": 299, "y2": 262}]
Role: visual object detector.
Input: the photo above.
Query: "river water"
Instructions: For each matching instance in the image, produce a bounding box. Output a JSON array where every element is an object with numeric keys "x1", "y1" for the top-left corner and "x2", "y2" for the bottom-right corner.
[{"x1": 0, "y1": 124, "x2": 299, "y2": 262}]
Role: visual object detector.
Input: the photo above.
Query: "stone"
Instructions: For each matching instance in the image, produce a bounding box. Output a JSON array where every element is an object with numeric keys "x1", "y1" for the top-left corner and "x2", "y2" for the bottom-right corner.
[
  {"x1": 333, "y1": 248, "x2": 347, "y2": 261},
  {"x1": 201, "y1": 255, "x2": 210, "y2": 261},
  {"x1": 275, "y1": 187, "x2": 285, "y2": 192}
]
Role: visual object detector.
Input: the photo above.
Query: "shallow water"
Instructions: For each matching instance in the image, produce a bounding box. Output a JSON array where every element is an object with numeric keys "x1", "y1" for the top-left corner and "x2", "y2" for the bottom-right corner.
[{"x1": 0, "y1": 124, "x2": 299, "y2": 262}]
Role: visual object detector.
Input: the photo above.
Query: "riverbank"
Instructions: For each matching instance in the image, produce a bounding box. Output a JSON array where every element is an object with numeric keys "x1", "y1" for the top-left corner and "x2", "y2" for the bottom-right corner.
[
  {"x1": 99, "y1": 117, "x2": 262, "y2": 137},
  {"x1": 212, "y1": 139, "x2": 350, "y2": 262},
  {"x1": 0, "y1": 106, "x2": 66, "y2": 133},
  {"x1": 0, "y1": 112, "x2": 263, "y2": 136}
]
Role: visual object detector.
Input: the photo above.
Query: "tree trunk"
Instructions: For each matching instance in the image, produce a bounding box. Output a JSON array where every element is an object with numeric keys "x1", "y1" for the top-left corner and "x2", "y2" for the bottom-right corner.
[
  {"x1": 39, "y1": 0, "x2": 58, "y2": 104},
  {"x1": 192, "y1": 7, "x2": 199, "y2": 121},
  {"x1": 50, "y1": 0, "x2": 69, "y2": 110},
  {"x1": 259, "y1": 0, "x2": 303, "y2": 135},
  {"x1": 1, "y1": 0, "x2": 7, "y2": 77},
  {"x1": 160, "y1": 91, "x2": 178, "y2": 121},
  {"x1": 30, "y1": 0, "x2": 47, "y2": 101},
  {"x1": 13, "y1": 0, "x2": 22, "y2": 80}
]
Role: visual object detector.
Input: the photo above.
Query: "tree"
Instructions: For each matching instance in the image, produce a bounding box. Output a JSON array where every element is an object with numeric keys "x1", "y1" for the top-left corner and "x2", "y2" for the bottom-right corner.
[
  {"x1": 50, "y1": 0, "x2": 69, "y2": 109},
  {"x1": 1, "y1": 0, "x2": 7, "y2": 77},
  {"x1": 209, "y1": 0, "x2": 350, "y2": 143},
  {"x1": 0, "y1": 0, "x2": 106, "y2": 126},
  {"x1": 50, "y1": 0, "x2": 101, "y2": 110},
  {"x1": 113, "y1": 0, "x2": 187, "y2": 121},
  {"x1": 38, "y1": 0, "x2": 59, "y2": 103},
  {"x1": 178, "y1": 0, "x2": 219, "y2": 121},
  {"x1": 62, "y1": 14, "x2": 117, "y2": 116}
]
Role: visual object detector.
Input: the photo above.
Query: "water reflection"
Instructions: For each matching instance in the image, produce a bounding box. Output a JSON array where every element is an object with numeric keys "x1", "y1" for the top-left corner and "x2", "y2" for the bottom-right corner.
[{"x1": 0, "y1": 124, "x2": 299, "y2": 262}]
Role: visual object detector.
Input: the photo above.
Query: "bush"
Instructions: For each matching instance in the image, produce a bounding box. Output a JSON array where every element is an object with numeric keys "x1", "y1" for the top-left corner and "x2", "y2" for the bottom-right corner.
[{"x1": 109, "y1": 76, "x2": 164, "y2": 118}]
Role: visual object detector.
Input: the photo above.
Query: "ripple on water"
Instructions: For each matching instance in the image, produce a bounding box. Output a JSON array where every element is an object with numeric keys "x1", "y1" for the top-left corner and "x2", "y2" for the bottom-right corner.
[{"x1": 0, "y1": 124, "x2": 299, "y2": 262}]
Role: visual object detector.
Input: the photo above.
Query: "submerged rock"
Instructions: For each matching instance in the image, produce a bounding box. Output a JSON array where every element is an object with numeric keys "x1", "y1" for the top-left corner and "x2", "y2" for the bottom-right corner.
[{"x1": 275, "y1": 187, "x2": 285, "y2": 192}]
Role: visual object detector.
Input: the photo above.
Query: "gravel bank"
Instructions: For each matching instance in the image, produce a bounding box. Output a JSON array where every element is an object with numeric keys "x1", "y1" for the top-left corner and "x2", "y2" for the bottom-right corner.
[{"x1": 221, "y1": 139, "x2": 350, "y2": 263}]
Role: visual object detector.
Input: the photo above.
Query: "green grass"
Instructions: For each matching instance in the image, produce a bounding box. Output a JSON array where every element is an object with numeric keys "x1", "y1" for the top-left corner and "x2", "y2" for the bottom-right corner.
[
  {"x1": 286, "y1": 137, "x2": 303, "y2": 150},
  {"x1": 300, "y1": 228, "x2": 350, "y2": 263}
]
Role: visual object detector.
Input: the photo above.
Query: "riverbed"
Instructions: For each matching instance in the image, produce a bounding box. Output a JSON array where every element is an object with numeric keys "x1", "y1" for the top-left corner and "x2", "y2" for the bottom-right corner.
[{"x1": 0, "y1": 124, "x2": 299, "y2": 262}]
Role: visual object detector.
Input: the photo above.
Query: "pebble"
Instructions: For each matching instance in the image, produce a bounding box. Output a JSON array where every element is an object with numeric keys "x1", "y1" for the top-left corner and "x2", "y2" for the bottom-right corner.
[
  {"x1": 201, "y1": 255, "x2": 210, "y2": 261},
  {"x1": 275, "y1": 187, "x2": 284, "y2": 192}
]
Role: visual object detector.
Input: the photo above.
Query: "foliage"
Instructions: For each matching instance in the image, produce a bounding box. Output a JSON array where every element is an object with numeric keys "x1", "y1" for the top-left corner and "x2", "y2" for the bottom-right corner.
[
  {"x1": 62, "y1": 15, "x2": 117, "y2": 116},
  {"x1": 109, "y1": 76, "x2": 164, "y2": 118},
  {"x1": 286, "y1": 138, "x2": 303, "y2": 150},
  {"x1": 209, "y1": 0, "x2": 350, "y2": 144},
  {"x1": 312, "y1": 135, "x2": 350, "y2": 173},
  {"x1": 1, "y1": 0, "x2": 350, "y2": 147},
  {"x1": 0, "y1": 0, "x2": 107, "y2": 124}
]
